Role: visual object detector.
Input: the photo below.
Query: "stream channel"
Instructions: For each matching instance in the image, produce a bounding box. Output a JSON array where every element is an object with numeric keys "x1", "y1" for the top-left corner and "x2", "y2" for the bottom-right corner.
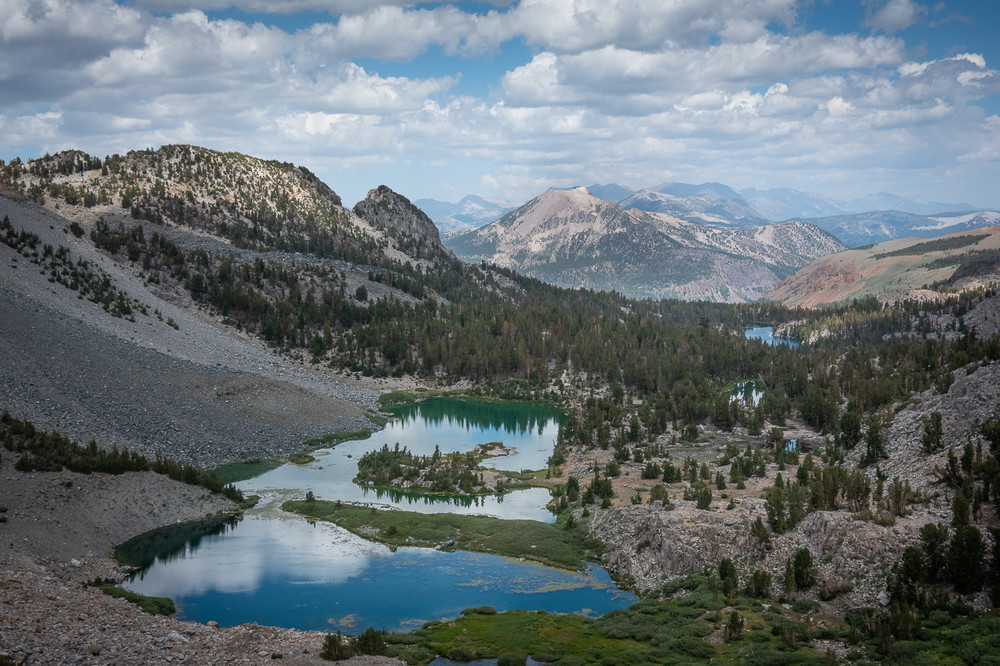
[{"x1": 122, "y1": 398, "x2": 637, "y2": 632}]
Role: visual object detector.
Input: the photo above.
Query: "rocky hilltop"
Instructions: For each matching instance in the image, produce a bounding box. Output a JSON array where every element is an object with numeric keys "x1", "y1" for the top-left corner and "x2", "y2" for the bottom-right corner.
[
  {"x1": 354, "y1": 185, "x2": 443, "y2": 248},
  {"x1": 446, "y1": 187, "x2": 844, "y2": 302}
]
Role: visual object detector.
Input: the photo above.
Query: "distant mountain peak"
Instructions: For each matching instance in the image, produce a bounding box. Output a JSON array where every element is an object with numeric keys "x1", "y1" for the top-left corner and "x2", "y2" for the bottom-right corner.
[{"x1": 446, "y1": 186, "x2": 844, "y2": 303}]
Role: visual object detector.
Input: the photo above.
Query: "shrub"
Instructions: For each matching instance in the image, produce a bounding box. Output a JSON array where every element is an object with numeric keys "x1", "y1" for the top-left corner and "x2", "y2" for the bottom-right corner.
[
  {"x1": 447, "y1": 646, "x2": 475, "y2": 662},
  {"x1": 460, "y1": 606, "x2": 497, "y2": 615},
  {"x1": 498, "y1": 653, "x2": 527, "y2": 666},
  {"x1": 99, "y1": 585, "x2": 174, "y2": 616}
]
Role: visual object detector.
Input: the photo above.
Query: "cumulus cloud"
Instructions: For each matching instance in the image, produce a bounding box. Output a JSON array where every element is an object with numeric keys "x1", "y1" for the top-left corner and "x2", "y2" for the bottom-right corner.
[
  {"x1": 0, "y1": 0, "x2": 997, "y2": 206},
  {"x1": 865, "y1": 0, "x2": 927, "y2": 33},
  {"x1": 132, "y1": 0, "x2": 516, "y2": 13}
]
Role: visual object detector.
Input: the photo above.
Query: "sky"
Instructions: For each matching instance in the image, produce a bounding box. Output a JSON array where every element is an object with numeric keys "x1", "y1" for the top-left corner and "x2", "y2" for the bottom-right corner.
[{"x1": 2, "y1": 0, "x2": 999, "y2": 209}]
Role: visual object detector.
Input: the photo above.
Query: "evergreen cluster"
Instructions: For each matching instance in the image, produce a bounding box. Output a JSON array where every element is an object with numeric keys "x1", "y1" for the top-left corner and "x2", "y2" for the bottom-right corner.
[
  {"x1": 1, "y1": 411, "x2": 246, "y2": 505},
  {"x1": 354, "y1": 442, "x2": 494, "y2": 495},
  {"x1": 321, "y1": 628, "x2": 388, "y2": 661},
  {"x1": 1, "y1": 215, "x2": 146, "y2": 319}
]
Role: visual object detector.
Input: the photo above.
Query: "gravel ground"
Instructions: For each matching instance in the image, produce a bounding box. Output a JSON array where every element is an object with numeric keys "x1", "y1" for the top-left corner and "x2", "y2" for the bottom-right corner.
[{"x1": 0, "y1": 191, "x2": 391, "y2": 467}]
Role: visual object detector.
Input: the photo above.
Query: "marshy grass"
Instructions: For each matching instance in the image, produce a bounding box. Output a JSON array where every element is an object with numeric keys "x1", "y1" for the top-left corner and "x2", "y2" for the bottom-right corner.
[{"x1": 282, "y1": 499, "x2": 602, "y2": 570}]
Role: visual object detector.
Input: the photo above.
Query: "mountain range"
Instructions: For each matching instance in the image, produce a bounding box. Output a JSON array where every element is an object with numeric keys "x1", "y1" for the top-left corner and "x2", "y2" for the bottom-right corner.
[
  {"x1": 5, "y1": 146, "x2": 996, "y2": 310},
  {"x1": 412, "y1": 195, "x2": 516, "y2": 234},
  {"x1": 423, "y1": 182, "x2": 995, "y2": 248},
  {"x1": 445, "y1": 187, "x2": 845, "y2": 303}
]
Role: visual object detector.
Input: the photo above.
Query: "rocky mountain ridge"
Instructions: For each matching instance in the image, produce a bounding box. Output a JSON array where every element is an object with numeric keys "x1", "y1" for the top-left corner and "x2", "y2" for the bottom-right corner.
[
  {"x1": 446, "y1": 187, "x2": 845, "y2": 302},
  {"x1": 422, "y1": 180, "x2": 996, "y2": 248},
  {"x1": 620, "y1": 182, "x2": 771, "y2": 228},
  {"x1": 1, "y1": 145, "x2": 453, "y2": 272}
]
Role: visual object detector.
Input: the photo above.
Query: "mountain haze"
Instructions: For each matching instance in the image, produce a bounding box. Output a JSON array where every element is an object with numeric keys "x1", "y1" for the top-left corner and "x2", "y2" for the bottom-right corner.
[
  {"x1": 446, "y1": 187, "x2": 844, "y2": 302},
  {"x1": 619, "y1": 182, "x2": 769, "y2": 227},
  {"x1": 582, "y1": 183, "x2": 635, "y2": 203},
  {"x1": 739, "y1": 187, "x2": 849, "y2": 221},
  {"x1": 413, "y1": 195, "x2": 514, "y2": 234},
  {"x1": 787, "y1": 209, "x2": 1000, "y2": 248}
]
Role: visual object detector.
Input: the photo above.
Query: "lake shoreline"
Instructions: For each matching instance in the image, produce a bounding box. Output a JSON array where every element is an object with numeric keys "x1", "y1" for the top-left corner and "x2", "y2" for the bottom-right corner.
[{"x1": 0, "y1": 451, "x2": 367, "y2": 664}]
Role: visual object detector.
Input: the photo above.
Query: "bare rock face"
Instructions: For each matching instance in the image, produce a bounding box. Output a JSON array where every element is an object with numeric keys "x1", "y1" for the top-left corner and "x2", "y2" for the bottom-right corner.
[
  {"x1": 592, "y1": 498, "x2": 932, "y2": 609},
  {"x1": 592, "y1": 500, "x2": 763, "y2": 591},
  {"x1": 353, "y1": 185, "x2": 442, "y2": 247},
  {"x1": 878, "y1": 361, "x2": 1000, "y2": 491}
]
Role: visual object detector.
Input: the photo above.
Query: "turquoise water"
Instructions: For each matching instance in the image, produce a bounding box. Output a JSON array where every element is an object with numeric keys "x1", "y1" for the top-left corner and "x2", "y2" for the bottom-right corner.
[
  {"x1": 122, "y1": 398, "x2": 637, "y2": 630},
  {"x1": 239, "y1": 398, "x2": 562, "y2": 522},
  {"x1": 744, "y1": 326, "x2": 801, "y2": 348}
]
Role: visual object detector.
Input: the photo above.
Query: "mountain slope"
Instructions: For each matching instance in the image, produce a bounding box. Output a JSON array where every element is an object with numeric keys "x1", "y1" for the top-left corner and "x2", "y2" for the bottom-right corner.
[
  {"x1": 767, "y1": 226, "x2": 1000, "y2": 307},
  {"x1": 446, "y1": 187, "x2": 844, "y2": 302},
  {"x1": 0, "y1": 145, "x2": 460, "y2": 269},
  {"x1": 0, "y1": 190, "x2": 376, "y2": 466}
]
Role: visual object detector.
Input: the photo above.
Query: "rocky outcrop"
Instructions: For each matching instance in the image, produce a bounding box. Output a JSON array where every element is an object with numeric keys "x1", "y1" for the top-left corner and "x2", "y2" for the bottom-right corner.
[
  {"x1": 877, "y1": 361, "x2": 1000, "y2": 491},
  {"x1": 592, "y1": 497, "x2": 930, "y2": 608},
  {"x1": 593, "y1": 500, "x2": 763, "y2": 590},
  {"x1": 353, "y1": 185, "x2": 442, "y2": 247}
]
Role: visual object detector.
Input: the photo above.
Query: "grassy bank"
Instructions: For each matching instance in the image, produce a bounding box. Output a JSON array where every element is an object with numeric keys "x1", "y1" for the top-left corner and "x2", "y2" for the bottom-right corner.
[
  {"x1": 212, "y1": 428, "x2": 373, "y2": 483},
  {"x1": 376, "y1": 574, "x2": 844, "y2": 665},
  {"x1": 282, "y1": 499, "x2": 602, "y2": 570},
  {"x1": 99, "y1": 584, "x2": 175, "y2": 616},
  {"x1": 390, "y1": 608, "x2": 643, "y2": 664}
]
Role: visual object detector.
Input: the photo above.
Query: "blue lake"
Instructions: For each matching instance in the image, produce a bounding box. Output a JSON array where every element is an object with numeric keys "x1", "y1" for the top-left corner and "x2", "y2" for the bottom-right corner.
[
  {"x1": 123, "y1": 514, "x2": 633, "y2": 633},
  {"x1": 744, "y1": 326, "x2": 801, "y2": 348},
  {"x1": 123, "y1": 398, "x2": 636, "y2": 631}
]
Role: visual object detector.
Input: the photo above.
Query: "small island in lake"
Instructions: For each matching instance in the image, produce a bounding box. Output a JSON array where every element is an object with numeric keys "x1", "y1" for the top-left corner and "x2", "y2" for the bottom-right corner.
[{"x1": 354, "y1": 441, "x2": 520, "y2": 495}]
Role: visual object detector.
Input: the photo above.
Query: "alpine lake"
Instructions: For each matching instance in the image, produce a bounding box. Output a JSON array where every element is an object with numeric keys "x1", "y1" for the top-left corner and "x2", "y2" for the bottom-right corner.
[{"x1": 121, "y1": 398, "x2": 637, "y2": 633}]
